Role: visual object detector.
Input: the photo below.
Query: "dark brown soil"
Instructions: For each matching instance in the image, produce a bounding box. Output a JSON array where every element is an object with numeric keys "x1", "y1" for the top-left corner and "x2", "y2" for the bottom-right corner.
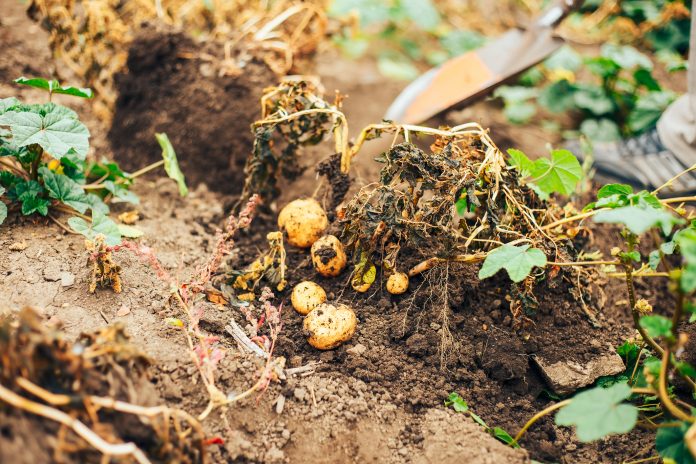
[
  {"x1": 108, "y1": 27, "x2": 276, "y2": 193},
  {"x1": 0, "y1": 2, "x2": 685, "y2": 463}
]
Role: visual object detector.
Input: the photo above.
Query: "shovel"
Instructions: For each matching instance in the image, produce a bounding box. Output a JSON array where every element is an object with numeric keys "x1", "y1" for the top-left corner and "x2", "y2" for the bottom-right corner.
[{"x1": 384, "y1": 0, "x2": 584, "y2": 124}]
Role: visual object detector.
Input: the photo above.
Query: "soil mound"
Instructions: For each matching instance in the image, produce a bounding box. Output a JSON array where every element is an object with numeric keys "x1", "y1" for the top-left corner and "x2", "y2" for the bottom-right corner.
[{"x1": 109, "y1": 27, "x2": 276, "y2": 193}]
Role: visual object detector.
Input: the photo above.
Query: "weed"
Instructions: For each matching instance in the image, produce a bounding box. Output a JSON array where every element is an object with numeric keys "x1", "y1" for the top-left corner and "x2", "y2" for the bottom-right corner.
[{"x1": 0, "y1": 77, "x2": 187, "y2": 244}]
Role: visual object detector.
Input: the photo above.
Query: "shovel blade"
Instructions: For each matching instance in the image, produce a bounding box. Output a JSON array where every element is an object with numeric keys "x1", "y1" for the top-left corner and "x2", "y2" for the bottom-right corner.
[{"x1": 385, "y1": 28, "x2": 564, "y2": 124}]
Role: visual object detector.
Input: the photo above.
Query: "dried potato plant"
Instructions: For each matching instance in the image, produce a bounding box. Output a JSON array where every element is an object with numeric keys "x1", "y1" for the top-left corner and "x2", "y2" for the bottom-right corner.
[
  {"x1": 241, "y1": 78, "x2": 347, "y2": 202},
  {"x1": 28, "y1": 0, "x2": 327, "y2": 121},
  {"x1": 0, "y1": 308, "x2": 205, "y2": 464}
]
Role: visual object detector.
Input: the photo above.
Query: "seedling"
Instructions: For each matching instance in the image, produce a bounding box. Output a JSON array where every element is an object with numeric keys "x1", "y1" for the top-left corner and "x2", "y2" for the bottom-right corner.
[{"x1": 0, "y1": 77, "x2": 187, "y2": 245}]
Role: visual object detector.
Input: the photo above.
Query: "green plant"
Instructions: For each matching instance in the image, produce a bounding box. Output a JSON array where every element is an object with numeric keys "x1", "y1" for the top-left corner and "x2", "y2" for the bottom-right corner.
[
  {"x1": 510, "y1": 174, "x2": 696, "y2": 463},
  {"x1": 445, "y1": 392, "x2": 519, "y2": 448},
  {"x1": 0, "y1": 77, "x2": 187, "y2": 244},
  {"x1": 495, "y1": 43, "x2": 676, "y2": 141},
  {"x1": 328, "y1": 0, "x2": 485, "y2": 80}
]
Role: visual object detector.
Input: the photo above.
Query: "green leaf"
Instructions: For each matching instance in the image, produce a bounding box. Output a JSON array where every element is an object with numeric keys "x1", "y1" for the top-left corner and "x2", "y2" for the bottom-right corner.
[
  {"x1": 507, "y1": 148, "x2": 535, "y2": 177},
  {"x1": 1, "y1": 104, "x2": 90, "y2": 159},
  {"x1": 14, "y1": 77, "x2": 93, "y2": 99},
  {"x1": 68, "y1": 212, "x2": 121, "y2": 246},
  {"x1": 628, "y1": 91, "x2": 676, "y2": 134},
  {"x1": 39, "y1": 167, "x2": 91, "y2": 213},
  {"x1": 479, "y1": 243, "x2": 547, "y2": 283},
  {"x1": 544, "y1": 45, "x2": 582, "y2": 71},
  {"x1": 648, "y1": 250, "x2": 662, "y2": 270},
  {"x1": 20, "y1": 195, "x2": 50, "y2": 216},
  {"x1": 555, "y1": 383, "x2": 638, "y2": 442},
  {"x1": 84, "y1": 193, "x2": 110, "y2": 215},
  {"x1": 440, "y1": 30, "x2": 485, "y2": 57},
  {"x1": 0, "y1": 97, "x2": 20, "y2": 115},
  {"x1": 598, "y1": 184, "x2": 633, "y2": 198},
  {"x1": 493, "y1": 86, "x2": 538, "y2": 103},
  {"x1": 156, "y1": 132, "x2": 189, "y2": 196},
  {"x1": 580, "y1": 118, "x2": 621, "y2": 142},
  {"x1": 656, "y1": 49, "x2": 687, "y2": 72},
  {"x1": 528, "y1": 149, "x2": 582, "y2": 197},
  {"x1": 377, "y1": 55, "x2": 420, "y2": 81},
  {"x1": 676, "y1": 361, "x2": 696, "y2": 379},
  {"x1": 12, "y1": 180, "x2": 49, "y2": 216},
  {"x1": 445, "y1": 392, "x2": 469, "y2": 413},
  {"x1": 401, "y1": 0, "x2": 440, "y2": 31},
  {"x1": 656, "y1": 423, "x2": 696, "y2": 464},
  {"x1": 103, "y1": 180, "x2": 140, "y2": 204},
  {"x1": 469, "y1": 412, "x2": 488, "y2": 429},
  {"x1": 633, "y1": 69, "x2": 661, "y2": 91},
  {"x1": 639, "y1": 315, "x2": 673, "y2": 338},
  {"x1": 593, "y1": 205, "x2": 683, "y2": 235},
  {"x1": 601, "y1": 44, "x2": 653, "y2": 70},
  {"x1": 492, "y1": 427, "x2": 520, "y2": 448},
  {"x1": 118, "y1": 224, "x2": 144, "y2": 238},
  {"x1": 0, "y1": 186, "x2": 5, "y2": 224},
  {"x1": 538, "y1": 80, "x2": 577, "y2": 113},
  {"x1": 573, "y1": 85, "x2": 615, "y2": 115},
  {"x1": 504, "y1": 101, "x2": 537, "y2": 124}
]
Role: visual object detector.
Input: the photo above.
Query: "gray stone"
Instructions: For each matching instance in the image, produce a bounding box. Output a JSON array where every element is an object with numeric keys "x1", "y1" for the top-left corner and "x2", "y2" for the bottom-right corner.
[
  {"x1": 60, "y1": 272, "x2": 75, "y2": 287},
  {"x1": 533, "y1": 351, "x2": 625, "y2": 395}
]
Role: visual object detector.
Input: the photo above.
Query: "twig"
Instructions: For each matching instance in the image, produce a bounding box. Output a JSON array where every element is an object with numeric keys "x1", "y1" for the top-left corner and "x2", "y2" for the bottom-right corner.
[{"x1": 0, "y1": 383, "x2": 152, "y2": 464}]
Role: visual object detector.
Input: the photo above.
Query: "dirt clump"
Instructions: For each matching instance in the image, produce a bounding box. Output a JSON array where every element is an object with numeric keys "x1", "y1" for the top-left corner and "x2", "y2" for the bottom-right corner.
[{"x1": 109, "y1": 27, "x2": 276, "y2": 193}]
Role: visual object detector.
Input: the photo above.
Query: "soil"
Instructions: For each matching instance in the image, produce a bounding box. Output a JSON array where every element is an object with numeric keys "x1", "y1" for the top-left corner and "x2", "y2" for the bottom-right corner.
[
  {"x1": 108, "y1": 26, "x2": 276, "y2": 193},
  {"x1": 0, "y1": 2, "x2": 680, "y2": 463}
]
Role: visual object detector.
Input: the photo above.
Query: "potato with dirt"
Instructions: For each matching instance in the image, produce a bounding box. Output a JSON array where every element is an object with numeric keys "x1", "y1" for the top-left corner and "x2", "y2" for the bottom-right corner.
[
  {"x1": 387, "y1": 272, "x2": 409, "y2": 295},
  {"x1": 278, "y1": 198, "x2": 328, "y2": 248},
  {"x1": 291, "y1": 281, "x2": 327, "y2": 315},
  {"x1": 311, "y1": 235, "x2": 347, "y2": 277},
  {"x1": 303, "y1": 303, "x2": 357, "y2": 350}
]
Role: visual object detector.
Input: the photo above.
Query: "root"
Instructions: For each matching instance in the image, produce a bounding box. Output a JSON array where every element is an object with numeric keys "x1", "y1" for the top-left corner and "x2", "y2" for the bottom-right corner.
[{"x1": 0, "y1": 383, "x2": 153, "y2": 464}]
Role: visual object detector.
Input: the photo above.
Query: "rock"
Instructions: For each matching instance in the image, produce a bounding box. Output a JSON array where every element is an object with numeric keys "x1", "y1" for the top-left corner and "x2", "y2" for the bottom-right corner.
[
  {"x1": 533, "y1": 350, "x2": 625, "y2": 395},
  {"x1": 60, "y1": 272, "x2": 75, "y2": 287},
  {"x1": 293, "y1": 387, "x2": 307, "y2": 402},
  {"x1": 9, "y1": 241, "x2": 28, "y2": 251},
  {"x1": 116, "y1": 305, "x2": 131, "y2": 317},
  {"x1": 265, "y1": 446, "x2": 285, "y2": 463},
  {"x1": 347, "y1": 343, "x2": 367, "y2": 356},
  {"x1": 42, "y1": 264, "x2": 62, "y2": 282}
]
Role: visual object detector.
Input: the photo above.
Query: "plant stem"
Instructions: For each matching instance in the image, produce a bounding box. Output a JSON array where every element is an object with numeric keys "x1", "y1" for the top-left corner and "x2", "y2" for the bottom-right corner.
[
  {"x1": 542, "y1": 195, "x2": 696, "y2": 232},
  {"x1": 624, "y1": 260, "x2": 665, "y2": 356},
  {"x1": 129, "y1": 159, "x2": 164, "y2": 179},
  {"x1": 657, "y1": 346, "x2": 694, "y2": 422},
  {"x1": 514, "y1": 399, "x2": 571, "y2": 443},
  {"x1": 548, "y1": 260, "x2": 619, "y2": 267}
]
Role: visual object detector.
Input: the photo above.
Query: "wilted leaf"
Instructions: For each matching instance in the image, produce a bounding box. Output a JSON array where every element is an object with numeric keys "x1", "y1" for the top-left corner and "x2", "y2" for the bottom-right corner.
[{"x1": 156, "y1": 133, "x2": 188, "y2": 197}]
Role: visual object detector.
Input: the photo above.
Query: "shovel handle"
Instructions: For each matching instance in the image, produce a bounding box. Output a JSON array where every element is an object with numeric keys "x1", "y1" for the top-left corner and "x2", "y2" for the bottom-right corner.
[{"x1": 534, "y1": 0, "x2": 584, "y2": 28}]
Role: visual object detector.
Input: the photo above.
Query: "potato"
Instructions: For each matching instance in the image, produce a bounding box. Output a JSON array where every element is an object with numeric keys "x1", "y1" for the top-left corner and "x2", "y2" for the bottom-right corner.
[
  {"x1": 291, "y1": 281, "x2": 327, "y2": 315},
  {"x1": 311, "y1": 235, "x2": 347, "y2": 277},
  {"x1": 386, "y1": 272, "x2": 409, "y2": 295},
  {"x1": 278, "y1": 198, "x2": 328, "y2": 248},
  {"x1": 303, "y1": 303, "x2": 357, "y2": 350}
]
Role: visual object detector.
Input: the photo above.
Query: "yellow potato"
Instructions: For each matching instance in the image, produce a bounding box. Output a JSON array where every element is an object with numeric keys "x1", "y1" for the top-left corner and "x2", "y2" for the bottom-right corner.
[
  {"x1": 278, "y1": 198, "x2": 328, "y2": 248},
  {"x1": 303, "y1": 303, "x2": 357, "y2": 350},
  {"x1": 291, "y1": 281, "x2": 327, "y2": 315},
  {"x1": 311, "y1": 235, "x2": 347, "y2": 277},
  {"x1": 386, "y1": 272, "x2": 409, "y2": 295}
]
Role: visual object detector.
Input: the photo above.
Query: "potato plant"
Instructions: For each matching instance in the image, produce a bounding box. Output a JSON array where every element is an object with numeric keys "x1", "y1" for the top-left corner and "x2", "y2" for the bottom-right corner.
[
  {"x1": 0, "y1": 77, "x2": 187, "y2": 245},
  {"x1": 505, "y1": 177, "x2": 696, "y2": 462}
]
